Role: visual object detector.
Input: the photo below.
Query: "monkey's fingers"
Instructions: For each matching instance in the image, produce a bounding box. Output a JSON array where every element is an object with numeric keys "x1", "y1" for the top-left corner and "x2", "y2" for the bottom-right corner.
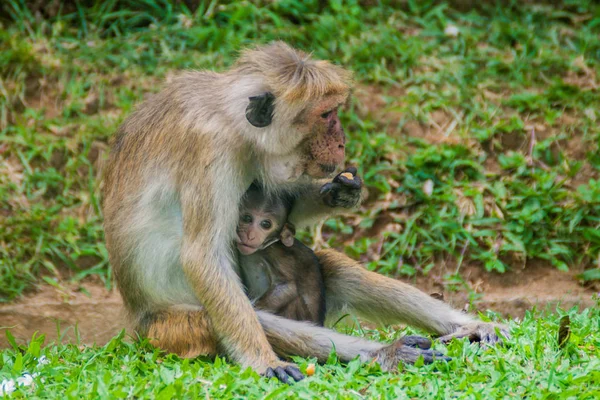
[
  {"x1": 264, "y1": 366, "x2": 304, "y2": 384},
  {"x1": 284, "y1": 366, "x2": 305, "y2": 382},
  {"x1": 400, "y1": 335, "x2": 432, "y2": 350},
  {"x1": 319, "y1": 182, "x2": 335, "y2": 196},
  {"x1": 333, "y1": 169, "x2": 362, "y2": 189},
  {"x1": 340, "y1": 166, "x2": 357, "y2": 176},
  {"x1": 274, "y1": 367, "x2": 290, "y2": 384},
  {"x1": 267, "y1": 367, "x2": 290, "y2": 383},
  {"x1": 264, "y1": 367, "x2": 276, "y2": 380}
]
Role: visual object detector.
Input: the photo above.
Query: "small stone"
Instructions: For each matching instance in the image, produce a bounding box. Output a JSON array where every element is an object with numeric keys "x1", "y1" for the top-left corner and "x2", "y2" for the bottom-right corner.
[
  {"x1": 423, "y1": 179, "x2": 434, "y2": 197},
  {"x1": 584, "y1": 108, "x2": 596, "y2": 122},
  {"x1": 444, "y1": 25, "x2": 459, "y2": 37}
]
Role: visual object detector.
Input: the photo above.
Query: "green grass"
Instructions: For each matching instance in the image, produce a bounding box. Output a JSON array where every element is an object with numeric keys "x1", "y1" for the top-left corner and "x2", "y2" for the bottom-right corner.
[
  {"x1": 2, "y1": 0, "x2": 600, "y2": 300},
  {"x1": 1, "y1": 0, "x2": 600, "y2": 397},
  {"x1": 1, "y1": 306, "x2": 599, "y2": 398}
]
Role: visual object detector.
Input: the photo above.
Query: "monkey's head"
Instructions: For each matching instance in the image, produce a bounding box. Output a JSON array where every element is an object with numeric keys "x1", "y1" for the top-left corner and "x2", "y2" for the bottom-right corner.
[
  {"x1": 236, "y1": 184, "x2": 295, "y2": 256},
  {"x1": 234, "y1": 42, "x2": 353, "y2": 181}
]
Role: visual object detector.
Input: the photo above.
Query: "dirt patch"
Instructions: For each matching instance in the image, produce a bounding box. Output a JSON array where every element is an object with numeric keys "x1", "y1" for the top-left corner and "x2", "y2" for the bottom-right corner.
[
  {"x1": 353, "y1": 84, "x2": 473, "y2": 147},
  {"x1": 412, "y1": 260, "x2": 597, "y2": 318},
  {"x1": 0, "y1": 283, "x2": 128, "y2": 348},
  {"x1": 1, "y1": 263, "x2": 596, "y2": 348}
]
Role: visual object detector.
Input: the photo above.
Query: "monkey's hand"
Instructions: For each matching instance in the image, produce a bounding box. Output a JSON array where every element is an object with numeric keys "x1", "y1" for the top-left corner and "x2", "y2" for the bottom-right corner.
[
  {"x1": 439, "y1": 322, "x2": 510, "y2": 346},
  {"x1": 261, "y1": 361, "x2": 304, "y2": 384},
  {"x1": 320, "y1": 167, "x2": 363, "y2": 208},
  {"x1": 364, "y1": 335, "x2": 451, "y2": 372}
]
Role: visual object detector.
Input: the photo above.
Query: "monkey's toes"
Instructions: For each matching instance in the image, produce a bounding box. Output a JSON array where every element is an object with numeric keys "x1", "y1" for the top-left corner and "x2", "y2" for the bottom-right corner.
[
  {"x1": 400, "y1": 335, "x2": 432, "y2": 350},
  {"x1": 400, "y1": 346, "x2": 451, "y2": 365},
  {"x1": 419, "y1": 349, "x2": 452, "y2": 364},
  {"x1": 439, "y1": 323, "x2": 510, "y2": 346},
  {"x1": 480, "y1": 326, "x2": 511, "y2": 346}
]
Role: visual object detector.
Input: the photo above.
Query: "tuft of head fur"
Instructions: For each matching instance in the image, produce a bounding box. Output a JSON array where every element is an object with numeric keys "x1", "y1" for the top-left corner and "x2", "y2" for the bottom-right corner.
[{"x1": 234, "y1": 41, "x2": 353, "y2": 103}]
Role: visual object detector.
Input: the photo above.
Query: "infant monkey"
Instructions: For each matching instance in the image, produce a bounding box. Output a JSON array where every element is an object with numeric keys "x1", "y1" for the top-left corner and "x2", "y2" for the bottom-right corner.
[{"x1": 236, "y1": 183, "x2": 326, "y2": 326}]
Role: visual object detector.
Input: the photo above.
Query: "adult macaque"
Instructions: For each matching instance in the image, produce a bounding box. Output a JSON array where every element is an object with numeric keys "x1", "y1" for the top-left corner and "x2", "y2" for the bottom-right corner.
[
  {"x1": 103, "y1": 42, "x2": 508, "y2": 384},
  {"x1": 236, "y1": 183, "x2": 326, "y2": 326}
]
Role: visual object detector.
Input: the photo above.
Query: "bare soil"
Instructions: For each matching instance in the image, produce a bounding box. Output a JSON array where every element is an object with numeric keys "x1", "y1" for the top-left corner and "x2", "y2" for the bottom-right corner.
[
  {"x1": 0, "y1": 283, "x2": 127, "y2": 348},
  {"x1": 1, "y1": 263, "x2": 595, "y2": 348}
]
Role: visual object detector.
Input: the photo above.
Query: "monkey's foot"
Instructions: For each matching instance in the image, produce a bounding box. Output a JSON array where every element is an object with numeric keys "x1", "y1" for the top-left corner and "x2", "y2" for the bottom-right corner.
[
  {"x1": 261, "y1": 361, "x2": 304, "y2": 384},
  {"x1": 439, "y1": 322, "x2": 510, "y2": 346},
  {"x1": 365, "y1": 335, "x2": 451, "y2": 372}
]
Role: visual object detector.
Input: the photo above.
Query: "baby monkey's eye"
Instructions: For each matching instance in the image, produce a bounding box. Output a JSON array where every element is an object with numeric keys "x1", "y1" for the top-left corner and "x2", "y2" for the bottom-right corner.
[
  {"x1": 260, "y1": 220, "x2": 272, "y2": 230},
  {"x1": 241, "y1": 214, "x2": 253, "y2": 223}
]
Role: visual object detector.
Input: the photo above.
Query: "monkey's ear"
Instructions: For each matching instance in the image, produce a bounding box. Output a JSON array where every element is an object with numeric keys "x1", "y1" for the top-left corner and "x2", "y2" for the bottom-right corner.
[
  {"x1": 246, "y1": 92, "x2": 275, "y2": 127},
  {"x1": 280, "y1": 223, "x2": 296, "y2": 247}
]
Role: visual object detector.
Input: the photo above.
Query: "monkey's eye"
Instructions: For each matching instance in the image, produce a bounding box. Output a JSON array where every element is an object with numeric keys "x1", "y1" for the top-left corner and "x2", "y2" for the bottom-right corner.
[
  {"x1": 321, "y1": 110, "x2": 333, "y2": 119},
  {"x1": 241, "y1": 214, "x2": 253, "y2": 223},
  {"x1": 260, "y1": 220, "x2": 272, "y2": 230}
]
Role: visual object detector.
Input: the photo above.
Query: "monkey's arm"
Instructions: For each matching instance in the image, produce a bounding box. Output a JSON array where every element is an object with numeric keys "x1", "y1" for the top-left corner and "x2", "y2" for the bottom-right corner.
[
  {"x1": 179, "y1": 185, "x2": 298, "y2": 377},
  {"x1": 317, "y1": 249, "x2": 509, "y2": 343},
  {"x1": 255, "y1": 282, "x2": 298, "y2": 312},
  {"x1": 288, "y1": 167, "x2": 366, "y2": 229}
]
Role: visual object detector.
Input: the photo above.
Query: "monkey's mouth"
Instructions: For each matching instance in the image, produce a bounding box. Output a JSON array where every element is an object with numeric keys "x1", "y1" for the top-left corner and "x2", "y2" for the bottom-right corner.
[
  {"x1": 236, "y1": 241, "x2": 258, "y2": 255},
  {"x1": 319, "y1": 163, "x2": 337, "y2": 175}
]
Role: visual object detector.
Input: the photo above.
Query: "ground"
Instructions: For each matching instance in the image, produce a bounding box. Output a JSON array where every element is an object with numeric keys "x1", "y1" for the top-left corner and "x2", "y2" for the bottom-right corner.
[{"x1": 1, "y1": 1, "x2": 600, "y2": 398}]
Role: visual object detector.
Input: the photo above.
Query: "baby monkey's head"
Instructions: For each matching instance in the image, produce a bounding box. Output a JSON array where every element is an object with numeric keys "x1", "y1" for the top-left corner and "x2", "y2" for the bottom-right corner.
[{"x1": 236, "y1": 183, "x2": 295, "y2": 256}]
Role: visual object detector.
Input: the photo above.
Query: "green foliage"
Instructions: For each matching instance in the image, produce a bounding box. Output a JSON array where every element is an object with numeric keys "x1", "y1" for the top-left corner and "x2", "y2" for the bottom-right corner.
[
  {"x1": 1, "y1": 307, "x2": 600, "y2": 398},
  {"x1": 1, "y1": 0, "x2": 600, "y2": 302}
]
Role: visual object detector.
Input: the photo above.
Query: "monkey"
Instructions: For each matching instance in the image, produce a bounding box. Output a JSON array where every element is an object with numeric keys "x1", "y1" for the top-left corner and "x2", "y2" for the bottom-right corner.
[
  {"x1": 102, "y1": 42, "x2": 508, "y2": 384},
  {"x1": 236, "y1": 183, "x2": 326, "y2": 326}
]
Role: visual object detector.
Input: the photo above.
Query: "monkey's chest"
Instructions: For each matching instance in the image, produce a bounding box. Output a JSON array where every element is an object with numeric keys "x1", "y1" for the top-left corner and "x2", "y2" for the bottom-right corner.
[{"x1": 239, "y1": 256, "x2": 273, "y2": 301}]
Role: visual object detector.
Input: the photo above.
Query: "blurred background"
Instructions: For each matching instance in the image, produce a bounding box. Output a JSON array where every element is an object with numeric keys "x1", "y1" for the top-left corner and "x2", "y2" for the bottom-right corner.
[{"x1": 1, "y1": 0, "x2": 599, "y2": 344}]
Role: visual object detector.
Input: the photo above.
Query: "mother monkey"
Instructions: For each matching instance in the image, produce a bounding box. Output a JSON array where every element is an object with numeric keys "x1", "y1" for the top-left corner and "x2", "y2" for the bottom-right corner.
[{"x1": 103, "y1": 42, "x2": 507, "y2": 383}]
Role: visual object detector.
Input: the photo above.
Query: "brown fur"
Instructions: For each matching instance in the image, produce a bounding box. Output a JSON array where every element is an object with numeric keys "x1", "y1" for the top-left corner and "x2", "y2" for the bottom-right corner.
[
  {"x1": 143, "y1": 307, "x2": 218, "y2": 359},
  {"x1": 102, "y1": 42, "x2": 352, "y2": 376},
  {"x1": 236, "y1": 183, "x2": 326, "y2": 326},
  {"x1": 242, "y1": 240, "x2": 326, "y2": 326},
  {"x1": 103, "y1": 42, "x2": 507, "y2": 380},
  {"x1": 234, "y1": 42, "x2": 353, "y2": 103}
]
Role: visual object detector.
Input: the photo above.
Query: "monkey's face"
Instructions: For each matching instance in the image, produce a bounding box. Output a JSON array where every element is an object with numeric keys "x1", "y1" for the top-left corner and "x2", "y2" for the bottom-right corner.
[
  {"x1": 246, "y1": 92, "x2": 349, "y2": 180},
  {"x1": 302, "y1": 98, "x2": 347, "y2": 178},
  {"x1": 236, "y1": 210, "x2": 282, "y2": 255}
]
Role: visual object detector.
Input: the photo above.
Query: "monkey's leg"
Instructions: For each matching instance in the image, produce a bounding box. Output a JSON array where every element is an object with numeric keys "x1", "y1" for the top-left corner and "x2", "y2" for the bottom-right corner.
[
  {"x1": 316, "y1": 249, "x2": 509, "y2": 344},
  {"x1": 141, "y1": 306, "x2": 218, "y2": 359},
  {"x1": 141, "y1": 306, "x2": 304, "y2": 382},
  {"x1": 140, "y1": 306, "x2": 447, "y2": 371},
  {"x1": 256, "y1": 310, "x2": 448, "y2": 370}
]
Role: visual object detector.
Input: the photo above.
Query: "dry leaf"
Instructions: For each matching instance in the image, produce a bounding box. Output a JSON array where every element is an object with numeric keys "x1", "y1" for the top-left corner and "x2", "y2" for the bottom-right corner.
[{"x1": 558, "y1": 315, "x2": 571, "y2": 349}]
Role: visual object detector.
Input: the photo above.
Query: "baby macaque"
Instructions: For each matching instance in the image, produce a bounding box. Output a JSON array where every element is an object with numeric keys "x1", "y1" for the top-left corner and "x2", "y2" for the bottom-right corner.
[{"x1": 236, "y1": 183, "x2": 326, "y2": 326}]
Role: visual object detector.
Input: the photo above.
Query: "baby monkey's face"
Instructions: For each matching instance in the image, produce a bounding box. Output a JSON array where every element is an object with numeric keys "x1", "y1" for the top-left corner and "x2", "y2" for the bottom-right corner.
[{"x1": 236, "y1": 208, "x2": 282, "y2": 255}]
